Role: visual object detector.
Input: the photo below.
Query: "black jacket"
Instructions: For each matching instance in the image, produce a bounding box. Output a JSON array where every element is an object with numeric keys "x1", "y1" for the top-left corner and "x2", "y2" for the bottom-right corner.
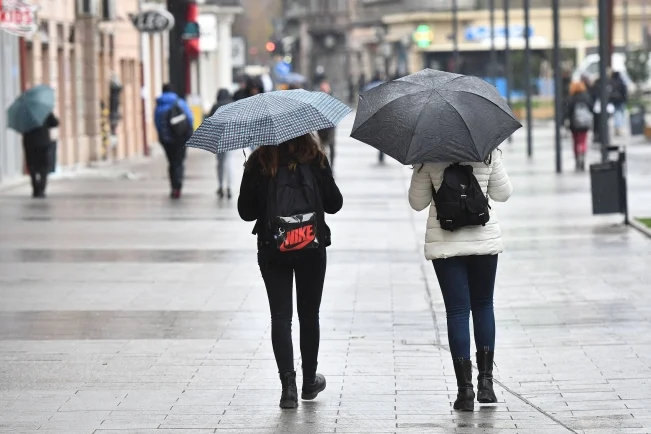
[
  {"x1": 238, "y1": 156, "x2": 343, "y2": 251},
  {"x1": 565, "y1": 91, "x2": 593, "y2": 132},
  {"x1": 317, "y1": 127, "x2": 335, "y2": 147},
  {"x1": 23, "y1": 113, "x2": 59, "y2": 148},
  {"x1": 208, "y1": 89, "x2": 233, "y2": 117},
  {"x1": 610, "y1": 76, "x2": 628, "y2": 105}
]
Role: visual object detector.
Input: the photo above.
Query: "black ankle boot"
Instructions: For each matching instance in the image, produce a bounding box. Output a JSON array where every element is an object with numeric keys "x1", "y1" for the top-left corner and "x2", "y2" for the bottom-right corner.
[
  {"x1": 302, "y1": 370, "x2": 326, "y2": 400},
  {"x1": 279, "y1": 371, "x2": 298, "y2": 409},
  {"x1": 452, "y1": 359, "x2": 475, "y2": 411},
  {"x1": 476, "y1": 348, "x2": 497, "y2": 403}
]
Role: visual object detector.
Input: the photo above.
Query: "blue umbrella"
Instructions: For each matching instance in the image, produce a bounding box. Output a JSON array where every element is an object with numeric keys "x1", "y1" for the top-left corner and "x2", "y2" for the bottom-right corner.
[
  {"x1": 187, "y1": 89, "x2": 351, "y2": 154},
  {"x1": 277, "y1": 72, "x2": 307, "y2": 85},
  {"x1": 7, "y1": 85, "x2": 55, "y2": 134},
  {"x1": 363, "y1": 80, "x2": 385, "y2": 92}
]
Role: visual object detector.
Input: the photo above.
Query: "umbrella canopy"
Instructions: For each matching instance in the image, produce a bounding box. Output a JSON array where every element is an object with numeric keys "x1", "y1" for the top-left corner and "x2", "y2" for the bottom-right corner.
[
  {"x1": 351, "y1": 69, "x2": 522, "y2": 164},
  {"x1": 187, "y1": 89, "x2": 351, "y2": 154},
  {"x1": 7, "y1": 85, "x2": 55, "y2": 134}
]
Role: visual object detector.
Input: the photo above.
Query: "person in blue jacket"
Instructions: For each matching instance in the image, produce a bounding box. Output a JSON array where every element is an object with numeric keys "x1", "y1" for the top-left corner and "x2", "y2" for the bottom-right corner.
[{"x1": 154, "y1": 84, "x2": 194, "y2": 199}]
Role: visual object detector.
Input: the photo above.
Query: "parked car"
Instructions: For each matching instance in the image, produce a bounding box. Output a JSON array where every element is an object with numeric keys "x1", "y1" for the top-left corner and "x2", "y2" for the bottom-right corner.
[{"x1": 573, "y1": 53, "x2": 647, "y2": 94}]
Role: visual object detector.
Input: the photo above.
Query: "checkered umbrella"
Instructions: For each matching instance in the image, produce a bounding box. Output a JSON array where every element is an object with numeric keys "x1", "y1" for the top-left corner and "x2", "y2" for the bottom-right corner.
[{"x1": 187, "y1": 90, "x2": 352, "y2": 154}]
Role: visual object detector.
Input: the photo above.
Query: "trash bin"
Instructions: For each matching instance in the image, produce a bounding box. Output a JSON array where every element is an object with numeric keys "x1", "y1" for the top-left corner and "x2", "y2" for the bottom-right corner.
[
  {"x1": 590, "y1": 146, "x2": 629, "y2": 223},
  {"x1": 629, "y1": 104, "x2": 645, "y2": 136}
]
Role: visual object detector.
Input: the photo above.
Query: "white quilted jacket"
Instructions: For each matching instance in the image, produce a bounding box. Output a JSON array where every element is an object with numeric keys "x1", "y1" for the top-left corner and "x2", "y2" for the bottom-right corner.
[{"x1": 409, "y1": 150, "x2": 513, "y2": 260}]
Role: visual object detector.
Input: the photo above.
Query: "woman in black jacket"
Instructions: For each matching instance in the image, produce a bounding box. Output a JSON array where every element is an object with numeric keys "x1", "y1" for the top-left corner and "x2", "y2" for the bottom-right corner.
[
  {"x1": 23, "y1": 112, "x2": 59, "y2": 198},
  {"x1": 238, "y1": 133, "x2": 343, "y2": 409}
]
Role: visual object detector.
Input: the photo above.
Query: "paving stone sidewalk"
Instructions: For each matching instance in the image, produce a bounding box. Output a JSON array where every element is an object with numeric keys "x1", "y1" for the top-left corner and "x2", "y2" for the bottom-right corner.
[{"x1": 0, "y1": 115, "x2": 650, "y2": 434}]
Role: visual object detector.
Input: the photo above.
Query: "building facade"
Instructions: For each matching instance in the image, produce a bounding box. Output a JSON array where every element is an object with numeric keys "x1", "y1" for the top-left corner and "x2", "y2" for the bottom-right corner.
[
  {"x1": 196, "y1": 0, "x2": 243, "y2": 113},
  {"x1": 12, "y1": 0, "x2": 171, "y2": 176},
  {"x1": 0, "y1": 32, "x2": 22, "y2": 183},
  {"x1": 381, "y1": 2, "x2": 648, "y2": 78},
  {"x1": 282, "y1": 0, "x2": 350, "y2": 101}
]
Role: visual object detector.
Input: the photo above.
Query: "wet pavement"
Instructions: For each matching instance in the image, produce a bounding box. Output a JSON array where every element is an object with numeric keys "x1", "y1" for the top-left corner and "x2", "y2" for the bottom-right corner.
[{"x1": 1, "y1": 115, "x2": 651, "y2": 434}]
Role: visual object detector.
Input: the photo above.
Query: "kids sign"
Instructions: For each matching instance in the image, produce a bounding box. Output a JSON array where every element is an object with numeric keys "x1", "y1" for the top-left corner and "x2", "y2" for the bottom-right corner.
[{"x1": 0, "y1": 0, "x2": 38, "y2": 37}]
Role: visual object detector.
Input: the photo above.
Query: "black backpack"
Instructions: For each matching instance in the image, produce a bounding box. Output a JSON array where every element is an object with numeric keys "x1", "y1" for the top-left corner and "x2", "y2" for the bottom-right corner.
[
  {"x1": 266, "y1": 164, "x2": 323, "y2": 252},
  {"x1": 165, "y1": 98, "x2": 192, "y2": 141},
  {"x1": 433, "y1": 163, "x2": 490, "y2": 231}
]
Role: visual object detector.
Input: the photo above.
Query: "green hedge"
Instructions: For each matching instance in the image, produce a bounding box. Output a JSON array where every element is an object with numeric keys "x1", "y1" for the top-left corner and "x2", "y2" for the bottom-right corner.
[{"x1": 637, "y1": 218, "x2": 651, "y2": 228}]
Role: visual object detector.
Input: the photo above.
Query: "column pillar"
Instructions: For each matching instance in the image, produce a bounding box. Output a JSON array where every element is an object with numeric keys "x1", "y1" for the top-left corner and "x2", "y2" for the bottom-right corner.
[
  {"x1": 78, "y1": 17, "x2": 101, "y2": 162},
  {"x1": 217, "y1": 14, "x2": 234, "y2": 90},
  {"x1": 153, "y1": 34, "x2": 162, "y2": 95}
]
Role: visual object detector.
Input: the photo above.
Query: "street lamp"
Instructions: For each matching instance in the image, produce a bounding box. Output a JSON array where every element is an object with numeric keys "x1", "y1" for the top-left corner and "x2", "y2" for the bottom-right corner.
[
  {"x1": 524, "y1": 0, "x2": 533, "y2": 157},
  {"x1": 553, "y1": 0, "x2": 562, "y2": 173},
  {"x1": 452, "y1": 0, "x2": 459, "y2": 73}
]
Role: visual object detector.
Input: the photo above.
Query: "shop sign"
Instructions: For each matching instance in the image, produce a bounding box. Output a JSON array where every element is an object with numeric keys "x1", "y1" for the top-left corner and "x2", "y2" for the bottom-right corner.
[
  {"x1": 182, "y1": 21, "x2": 200, "y2": 40},
  {"x1": 232, "y1": 36, "x2": 246, "y2": 68},
  {"x1": 584, "y1": 17, "x2": 597, "y2": 40},
  {"x1": 131, "y1": 9, "x2": 175, "y2": 33},
  {"x1": 413, "y1": 24, "x2": 434, "y2": 48},
  {"x1": 465, "y1": 24, "x2": 534, "y2": 42},
  {"x1": 198, "y1": 14, "x2": 217, "y2": 52},
  {"x1": 0, "y1": 0, "x2": 38, "y2": 37}
]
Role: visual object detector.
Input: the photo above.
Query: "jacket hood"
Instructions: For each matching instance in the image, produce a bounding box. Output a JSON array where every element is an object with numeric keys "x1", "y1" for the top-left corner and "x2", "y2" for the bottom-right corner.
[
  {"x1": 156, "y1": 92, "x2": 179, "y2": 106},
  {"x1": 217, "y1": 89, "x2": 232, "y2": 102}
]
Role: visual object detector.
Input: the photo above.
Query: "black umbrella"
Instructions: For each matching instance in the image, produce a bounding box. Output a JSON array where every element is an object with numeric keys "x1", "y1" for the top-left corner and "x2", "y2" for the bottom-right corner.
[{"x1": 351, "y1": 69, "x2": 522, "y2": 164}]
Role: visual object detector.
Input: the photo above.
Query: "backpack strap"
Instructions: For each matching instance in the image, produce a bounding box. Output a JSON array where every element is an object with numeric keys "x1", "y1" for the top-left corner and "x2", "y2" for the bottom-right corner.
[{"x1": 298, "y1": 163, "x2": 323, "y2": 218}]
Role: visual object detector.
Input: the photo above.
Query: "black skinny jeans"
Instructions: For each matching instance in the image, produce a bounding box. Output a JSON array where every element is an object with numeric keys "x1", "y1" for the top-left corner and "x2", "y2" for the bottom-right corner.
[
  {"x1": 23, "y1": 144, "x2": 49, "y2": 196},
  {"x1": 258, "y1": 248, "x2": 327, "y2": 376},
  {"x1": 162, "y1": 142, "x2": 186, "y2": 190}
]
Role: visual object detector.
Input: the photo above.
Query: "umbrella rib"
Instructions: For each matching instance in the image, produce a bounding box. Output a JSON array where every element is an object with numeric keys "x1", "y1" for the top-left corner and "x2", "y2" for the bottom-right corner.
[
  {"x1": 405, "y1": 89, "x2": 437, "y2": 161},
  {"x1": 431, "y1": 88, "x2": 481, "y2": 160},
  {"x1": 452, "y1": 90, "x2": 519, "y2": 122}
]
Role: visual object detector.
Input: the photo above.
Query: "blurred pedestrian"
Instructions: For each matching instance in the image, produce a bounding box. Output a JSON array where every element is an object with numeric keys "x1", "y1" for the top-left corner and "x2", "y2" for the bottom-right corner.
[
  {"x1": 358, "y1": 73, "x2": 367, "y2": 93},
  {"x1": 7, "y1": 84, "x2": 58, "y2": 198},
  {"x1": 208, "y1": 89, "x2": 235, "y2": 199},
  {"x1": 409, "y1": 150, "x2": 513, "y2": 412},
  {"x1": 317, "y1": 80, "x2": 337, "y2": 172},
  {"x1": 237, "y1": 133, "x2": 343, "y2": 409},
  {"x1": 154, "y1": 84, "x2": 194, "y2": 199},
  {"x1": 249, "y1": 77, "x2": 264, "y2": 96},
  {"x1": 566, "y1": 80, "x2": 593, "y2": 171},
  {"x1": 610, "y1": 71, "x2": 628, "y2": 136},
  {"x1": 22, "y1": 112, "x2": 59, "y2": 198},
  {"x1": 233, "y1": 75, "x2": 250, "y2": 101},
  {"x1": 348, "y1": 74, "x2": 356, "y2": 104}
]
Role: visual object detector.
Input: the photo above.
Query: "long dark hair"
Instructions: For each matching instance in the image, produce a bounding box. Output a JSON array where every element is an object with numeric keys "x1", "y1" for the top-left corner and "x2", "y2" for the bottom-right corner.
[{"x1": 245, "y1": 133, "x2": 327, "y2": 177}]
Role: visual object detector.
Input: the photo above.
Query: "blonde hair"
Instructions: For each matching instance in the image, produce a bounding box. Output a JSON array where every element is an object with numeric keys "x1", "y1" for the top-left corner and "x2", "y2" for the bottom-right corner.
[{"x1": 569, "y1": 80, "x2": 587, "y2": 96}]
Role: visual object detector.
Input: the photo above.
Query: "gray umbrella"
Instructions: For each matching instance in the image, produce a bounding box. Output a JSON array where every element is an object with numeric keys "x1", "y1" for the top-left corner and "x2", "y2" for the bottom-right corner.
[
  {"x1": 351, "y1": 69, "x2": 522, "y2": 164},
  {"x1": 187, "y1": 89, "x2": 351, "y2": 154}
]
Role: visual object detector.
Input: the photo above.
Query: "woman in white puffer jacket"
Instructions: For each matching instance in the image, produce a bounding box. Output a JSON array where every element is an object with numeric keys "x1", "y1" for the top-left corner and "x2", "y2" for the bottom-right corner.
[{"x1": 409, "y1": 149, "x2": 512, "y2": 412}]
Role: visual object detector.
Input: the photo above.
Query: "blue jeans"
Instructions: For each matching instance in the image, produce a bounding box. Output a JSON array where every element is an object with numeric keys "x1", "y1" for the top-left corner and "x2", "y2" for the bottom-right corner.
[
  {"x1": 432, "y1": 255, "x2": 498, "y2": 360},
  {"x1": 614, "y1": 103, "x2": 626, "y2": 130}
]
